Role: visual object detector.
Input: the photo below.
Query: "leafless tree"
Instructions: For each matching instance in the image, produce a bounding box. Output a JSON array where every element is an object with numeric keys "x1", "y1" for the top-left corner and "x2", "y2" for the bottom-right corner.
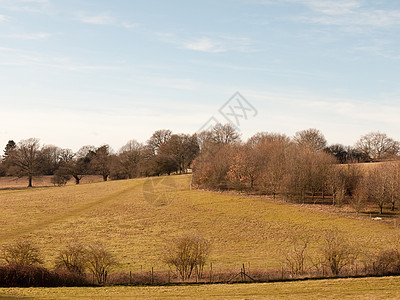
[
  {"x1": 147, "y1": 129, "x2": 172, "y2": 155},
  {"x1": 117, "y1": 140, "x2": 143, "y2": 179},
  {"x1": 211, "y1": 123, "x2": 241, "y2": 145},
  {"x1": 12, "y1": 138, "x2": 42, "y2": 187},
  {"x1": 86, "y1": 243, "x2": 117, "y2": 285},
  {"x1": 2, "y1": 240, "x2": 43, "y2": 266},
  {"x1": 320, "y1": 229, "x2": 358, "y2": 276},
  {"x1": 55, "y1": 244, "x2": 87, "y2": 276},
  {"x1": 355, "y1": 132, "x2": 399, "y2": 161},
  {"x1": 293, "y1": 128, "x2": 327, "y2": 152},
  {"x1": 164, "y1": 233, "x2": 211, "y2": 281}
]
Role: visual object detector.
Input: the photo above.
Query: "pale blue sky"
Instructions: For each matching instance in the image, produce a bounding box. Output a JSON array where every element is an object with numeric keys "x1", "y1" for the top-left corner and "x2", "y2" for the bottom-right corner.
[{"x1": 0, "y1": 0, "x2": 399, "y2": 151}]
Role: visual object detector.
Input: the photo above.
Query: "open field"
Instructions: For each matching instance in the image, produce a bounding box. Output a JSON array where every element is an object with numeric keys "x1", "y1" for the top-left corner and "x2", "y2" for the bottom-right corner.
[
  {"x1": 0, "y1": 176, "x2": 104, "y2": 189},
  {"x1": 1, "y1": 276, "x2": 400, "y2": 299},
  {"x1": 0, "y1": 174, "x2": 399, "y2": 272}
]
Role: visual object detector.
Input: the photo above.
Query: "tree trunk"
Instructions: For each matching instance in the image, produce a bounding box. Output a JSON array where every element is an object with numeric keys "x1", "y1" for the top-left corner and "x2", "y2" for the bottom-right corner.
[
  {"x1": 103, "y1": 175, "x2": 108, "y2": 181},
  {"x1": 28, "y1": 176, "x2": 33, "y2": 188},
  {"x1": 73, "y1": 175, "x2": 80, "y2": 185}
]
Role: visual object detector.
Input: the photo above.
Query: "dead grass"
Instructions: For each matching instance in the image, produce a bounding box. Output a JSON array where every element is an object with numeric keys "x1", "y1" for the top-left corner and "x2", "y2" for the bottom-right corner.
[
  {"x1": 0, "y1": 175, "x2": 103, "y2": 189},
  {"x1": 0, "y1": 174, "x2": 399, "y2": 273},
  {"x1": 1, "y1": 276, "x2": 400, "y2": 299}
]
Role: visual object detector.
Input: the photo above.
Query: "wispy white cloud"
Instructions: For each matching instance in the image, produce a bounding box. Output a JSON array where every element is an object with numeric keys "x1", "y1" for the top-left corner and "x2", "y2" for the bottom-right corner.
[
  {"x1": 6, "y1": 32, "x2": 53, "y2": 40},
  {"x1": 0, "y1": 0, "x2": 50, "y2": 13},
  {"x1": 75, "y1": 12, "x2": 140, "y2": 29},
  {"x1": 184, "y1": 38, "x2": 225, "y2": 53},
  {"x1": 0, "y1": 14, "x2": 7, "y2": 21},
  {"x1": 75, "y1": 12, "x2": 115, "y2": 25},
  {"x1": 158, "y1": 32, "x2": 257, "y2": 53},
  {"x1": 289, "y1": 0, "x2": 400, "y2": 27}
]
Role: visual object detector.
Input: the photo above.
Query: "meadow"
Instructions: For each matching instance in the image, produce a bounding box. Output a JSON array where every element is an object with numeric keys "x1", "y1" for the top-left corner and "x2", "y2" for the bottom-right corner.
[
  {"x1": 0, "y1": 174, "x2": 398, "y2": 270},
  {"x1": 1, "y1": 276, "x2": 400, "y2": 299},
  {"x1": 1, "y1": 174, "x2": 400, "y2": 297}
]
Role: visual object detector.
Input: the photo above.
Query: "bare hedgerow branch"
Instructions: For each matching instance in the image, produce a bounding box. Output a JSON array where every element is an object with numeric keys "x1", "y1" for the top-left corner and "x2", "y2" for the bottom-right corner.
[
  {"x1": 86, "y1": 243, "x2": 118, "y2": 285},
  {"x1": 320, "y1": 228, "x2": 358, "y2": 276},
  {"x1": 2, "y1": 240, "x2": 43, "y2": 266},
  {"x1": 164, "y1": 233, "x2": 211, "y2": 281},
  {"x1": 55, "y1": 244, "x2": 87, "y2": 276}
]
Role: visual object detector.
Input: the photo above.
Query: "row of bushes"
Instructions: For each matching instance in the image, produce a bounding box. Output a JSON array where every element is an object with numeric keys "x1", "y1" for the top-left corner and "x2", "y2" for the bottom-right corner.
[{"x1": 2, "y1": 230, "x2": 400, "y2": 287}]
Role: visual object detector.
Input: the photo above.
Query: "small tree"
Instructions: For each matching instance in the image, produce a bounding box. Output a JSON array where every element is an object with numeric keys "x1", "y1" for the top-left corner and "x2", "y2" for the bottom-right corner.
[
  {"x1": 164, "y1": 233, "x2": 211, "y2": 281},
  {"x1": 2, "y1": 240, "x2": 43, "y2": 266},
  {"x1": 285, "y1": 238, "x2": 309, "y2": 276},
  {"x1": 55, "y1": 244, "x2": 87, "y2": 276},
  {"x1": 320, "y1": 229, "x2": 357, "y2": 276},
  {"x1": 86, "y1": 243, "x2": 117, "y2": 285}
]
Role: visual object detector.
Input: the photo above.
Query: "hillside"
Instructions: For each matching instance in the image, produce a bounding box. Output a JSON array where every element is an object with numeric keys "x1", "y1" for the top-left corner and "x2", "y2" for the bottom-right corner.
[{"x1": 0, "y1": 175, "x2": 398, "y2": 271}]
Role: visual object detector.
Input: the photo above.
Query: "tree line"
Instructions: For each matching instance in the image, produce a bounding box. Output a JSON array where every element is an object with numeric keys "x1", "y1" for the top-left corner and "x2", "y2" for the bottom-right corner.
[
  {"x1": 192, "y1": 127, "x2": 400, "y2": 214},
  {"x1": 1, "y1": 125, "x2": 399, "y2": 196},
  {"x1": 0, "y1": 129, "x2": 199, "y2": 187}
]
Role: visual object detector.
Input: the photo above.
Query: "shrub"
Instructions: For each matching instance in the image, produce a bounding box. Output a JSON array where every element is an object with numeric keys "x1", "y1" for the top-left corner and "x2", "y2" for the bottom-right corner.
[
  {"x1": 51, "y1": 173, "x2": 71, "y2": 186},
  {"x1": 371, "y1": 249, "x2": 400, "y2": 275},
  {"x1": 0, "y1": 265, "x2": 88, "y2": 287},
  {"x1": 55, "y1": 244, "x2": 87, "y2": 275},
  {"x1": 2, "y1": 240, "x2": 43, "y2": 266},
  {"x1": 164, "y1": 233, "x2": 211, "y2": 281},
  {"x1": 86, "y1": 243, "x2": 117, "y2": 285},
  {"x1": 320, "y1": 229, "x2": 358, "y2": 276}
]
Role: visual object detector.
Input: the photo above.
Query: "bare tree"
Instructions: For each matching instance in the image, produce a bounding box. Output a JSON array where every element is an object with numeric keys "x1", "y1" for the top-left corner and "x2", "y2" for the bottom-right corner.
[
  {"x1": 117, "y1": 140, "x2": 143, "y2": 179},
  {"x1": 55, "y1": 244, "x2": 87, "y2": 276},
  {"x1": 320, "y1": 229, "x2": 357, "y2": 276},
  {"x1": 91, "y1": 145, "x2": 112, "y2": 181},
  {"x1": 355, "y1": 132, "x2": 399, "y2": 161},
  {"x1": 12, "y1": 138, "x2": 42, "y2": 187},
  {"x1": 2, "y1": 240, "x2": 43, "y2": 266},
  {"x1": 86, "y1": 243, "x2": 117, "y2": 285},
  {"x1": 164, "y1": 233, "x2": 211, "y2": 281},
  {"x1": 293, "y1": 128, "x2": 327, "y2": 152},
  {"x1": 366, "y1": 166, "x2": 388, "y2": 214},
  {"x1": 211, "y1": 123, "x2": 241, "y2": 145},
  {"x1": 147, "y1": 129, "x2": 172, "y2": 155}
]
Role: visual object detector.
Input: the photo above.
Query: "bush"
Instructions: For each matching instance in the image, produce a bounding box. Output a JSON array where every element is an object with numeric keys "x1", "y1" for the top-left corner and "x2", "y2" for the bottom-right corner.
[
  {"x1": 86, "y1": 243, "x2": 117, "y2": 285},
  {"x1": 51, "y1": 173, "x2": 71, "y2": 186},
  {"x1": 164, "y1": 233, "x2": 211, "y2": 281},
  {"x1": 55, "y1": 244, "x2": 87, "y2": 275},
  {"x1": 320, "y1": 229, "x2": 358, "y2": 276},
  {"x1": 2, "y1": 240, "x2": 43, "y2": 266},
  {"x1": 0, "y1": 265, "x2": 88, "y2": 287},
  {"x1": 371, "y1": 249, "x2": 400, "y2": 275}
]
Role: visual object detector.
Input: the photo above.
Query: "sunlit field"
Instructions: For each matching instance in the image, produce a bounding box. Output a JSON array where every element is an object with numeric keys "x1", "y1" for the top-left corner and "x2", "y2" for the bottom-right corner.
[
  {"x1": 0, "y1": 174, "x2": 398, "y2": 272},
  {"x1": 2, "y1": 276, "x2": 400, "y2": 299}
]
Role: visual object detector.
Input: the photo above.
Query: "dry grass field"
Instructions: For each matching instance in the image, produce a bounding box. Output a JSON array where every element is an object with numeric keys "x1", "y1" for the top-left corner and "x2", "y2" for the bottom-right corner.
[
  {"x1": 0, "y1": 174, "x2": 398, "y2": 271},
  {"x1": 1, "y1": 276, "x2": 400, "y2": 299},
  {"x1": 0, "y1": 175, "x2": 103, "y2": 189}
]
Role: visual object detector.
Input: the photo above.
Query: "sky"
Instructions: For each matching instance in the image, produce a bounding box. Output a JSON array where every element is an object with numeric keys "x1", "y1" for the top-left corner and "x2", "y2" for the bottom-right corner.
[{"x1": 0, "y1": 0, "x2": 400, "y2": 152}]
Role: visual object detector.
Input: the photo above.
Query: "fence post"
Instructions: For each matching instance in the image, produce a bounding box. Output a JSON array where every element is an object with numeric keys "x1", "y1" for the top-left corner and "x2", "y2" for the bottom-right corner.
[
  {"x1": 129, "y1": 271, "x2": 132, "y2": 284},
  {"x1": 210, "y1": 263, "x2": 213, "y2": 283},
  {"x1": 151, "y1": 267, "x2": 154, "y2": 285},
  {"x1": 168, "y1": 270, "x2": 170, "y2": 284},
  {"x1": 281, "y1": 266, "x2": 284, "y2": 280}
]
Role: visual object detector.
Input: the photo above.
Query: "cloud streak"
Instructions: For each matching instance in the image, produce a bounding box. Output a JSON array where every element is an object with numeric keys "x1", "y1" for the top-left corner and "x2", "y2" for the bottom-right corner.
[{"x1": 75, "y1": 12, "x2": 115, "y2": 25}]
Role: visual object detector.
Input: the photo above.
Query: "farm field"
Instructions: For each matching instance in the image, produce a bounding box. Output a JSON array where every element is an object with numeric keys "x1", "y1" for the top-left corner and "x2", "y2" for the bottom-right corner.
[
  {"x1": 1, "y1": 276, "x2": 400, "y2": 299},
  {"x1": 0, "y1": 175, "x2": 103, "y2": 189},
  {"x1": 0, "y1": 174, "x2": 398, "y2": 272}
]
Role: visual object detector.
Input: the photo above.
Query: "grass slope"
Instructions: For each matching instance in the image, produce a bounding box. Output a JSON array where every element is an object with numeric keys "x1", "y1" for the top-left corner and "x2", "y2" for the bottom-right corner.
[
  {"x1": 1, "y1": 276, "x2": 400, "y2": 299},
  {"x1": 0, "y1": 175, "x2": 398, "y2": 271}
]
